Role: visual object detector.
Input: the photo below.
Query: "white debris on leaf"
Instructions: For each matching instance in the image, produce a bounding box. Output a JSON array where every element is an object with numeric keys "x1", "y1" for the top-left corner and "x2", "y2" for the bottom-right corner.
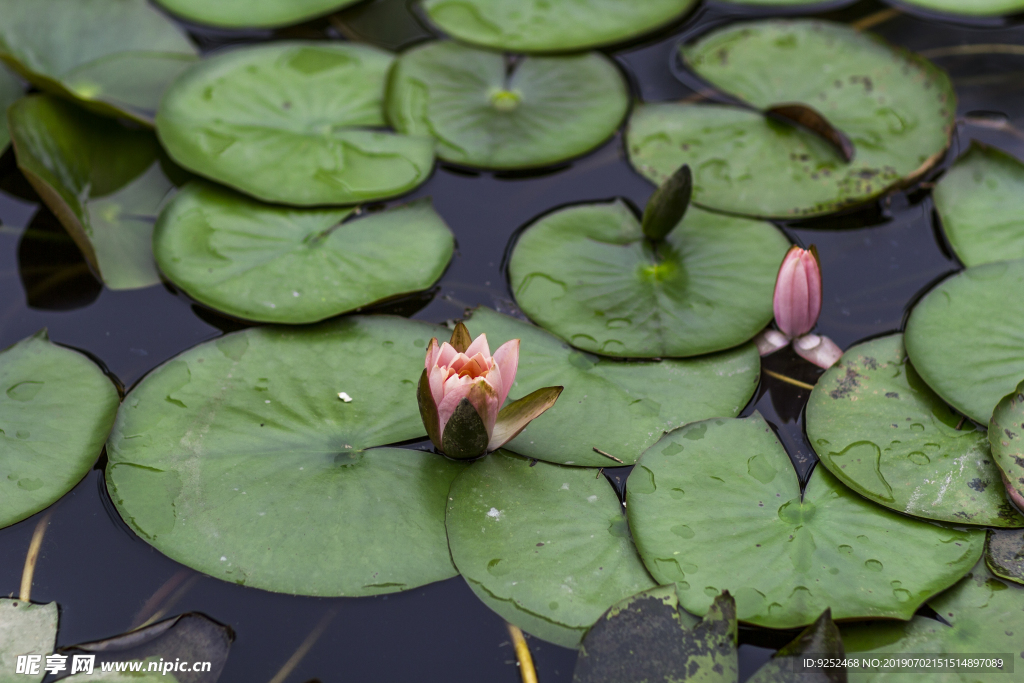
[
  {"x1": 487, "y1": 507, "x2": 502, "y2": 520},
  {"x1": 338, "y1": 392, "x2": 353, "y2": 402}
]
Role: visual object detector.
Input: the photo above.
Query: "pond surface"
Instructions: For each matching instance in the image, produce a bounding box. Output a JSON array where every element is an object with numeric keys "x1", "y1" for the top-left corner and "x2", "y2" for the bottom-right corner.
[{"x1": 2, "y1": 0, "x2": 1023, "y2": 680}]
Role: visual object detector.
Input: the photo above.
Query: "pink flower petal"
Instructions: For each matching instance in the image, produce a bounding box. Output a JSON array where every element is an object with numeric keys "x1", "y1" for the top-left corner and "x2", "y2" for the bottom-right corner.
[
  {"x1": 794, "y1": 334, "x2": 843, "y2": 370},
  {"x1": 754, "y1": 329, "x2": 790, "y2": 357},
  {"x1": 437, "y1": 378, "x2": 473, "y2": 435},
  {"x1": 465, "y1": 378, "x2": 500, "y2": 437},
  {"x1": 425, "y1": 338, "x2": 439, "y2": 371},
  {"x1": 436, "y1": 342, "x2": 457, "y2": 369},
  {"x1": 773, "y1": 247, "x2": 822, "y2": 339},
  {"x1": 465, "y1": 333, "x2": 490, "y2": 359},
  {"x1": 492, "y1": 339, "x2": 519, "y2": 406},
  {"x1": 429, "y1": 365, "x2": 446, "y2": 408}
]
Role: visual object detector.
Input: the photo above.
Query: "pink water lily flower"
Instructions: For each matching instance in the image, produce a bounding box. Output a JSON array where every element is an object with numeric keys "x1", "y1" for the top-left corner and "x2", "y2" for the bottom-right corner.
[
  {"x1": 756, "y1": 246, "x2": 843, "y2": 370},
  {"x1": 418, "y1": 322, "x2": 562, "y2": 459}
]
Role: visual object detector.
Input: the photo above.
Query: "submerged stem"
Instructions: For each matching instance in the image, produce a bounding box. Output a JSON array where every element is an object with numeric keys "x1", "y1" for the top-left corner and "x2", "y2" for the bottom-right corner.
[
  {"x1": 763, "y1": 368, "x2": 816, "y2": 391},
  {"x1": 20, "y1": 508, "x2": 55, "y2": 602},
  {"x1": 921, "y1": 44, "x2": 1024, "y2": 59},
  {"x1": 507, "y1": 623, "x2": 538, "y2": 683},
  {"x1": 267, "y1": 607, "x2": 338, "y2": 683}
]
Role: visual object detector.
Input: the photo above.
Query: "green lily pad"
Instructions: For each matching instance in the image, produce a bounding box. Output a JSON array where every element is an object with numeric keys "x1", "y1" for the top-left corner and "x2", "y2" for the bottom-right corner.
[
  {"x1": 153, "y1": 181, "x2": 454, "y2": 324},
  {"x1": 627, "y1": 20, "x2": 955, "y2": 219},
  {"x1": 989, "y1": 379, "x2": 1024, "y2": 513},
  {"x1": 904, "y1": 259, "x2": 1024, "y2": 425},
  {"x1": 843, "y1": 560, "x2": 1023, "y2": 682},
  {"x1": 896, "y1": 0, "x2": 1024, "y2": 16},
  {"x1": 9, "y1": 95, "x2": 177, "y2": 290},
  {"x1": 986, "y1": 529, "x2": 1024, "y2": 585},
  {"x1": 0, "y1": 65, "x2": 23, "y2": 150},
  {"x1": 106, "y1": 316, "x2": 467, "y2": 597},
  {"x1": 0, "y1": 0, "x2": 196, "y2": 124},
  {"x1": 626, "y1": 413, "x2": 984, "y2": 629},
  {"x1": 385, "y1": 41, "x2": 628, "y2": 169},
  {"x1": 507, "y1": 199, "x2": 789, "y2": 358},
  {"x1": 156, "y1": 42, "x2": 435, "y2": 207},
  {"x1": 748, "y1": 609, "x2": 847, "y2": 683},
  {"x1": 806, "y1": 335, "x2": 1024, "y2": 527},
  {"x1": 419, "y1": 0, "x2": 697, "y2": 53},
  {"x1": 153, "y1": 0, "x2": 361, "y2": 28},
  {"x1": 446, "y1": 451, "x2": 656, "y2": 648},
  {"x1": 934, "y1": 144, "x2": 1024, "y2": 268},
  {"x1": 0, "y1": 600, "x2": 57, "y2": 683},
  {"x1": 1, "y1": 330, "x2": 119, "y2": 530},
  {"x1": 464, "y1": 307, "x2": 760, "y2": 467}
]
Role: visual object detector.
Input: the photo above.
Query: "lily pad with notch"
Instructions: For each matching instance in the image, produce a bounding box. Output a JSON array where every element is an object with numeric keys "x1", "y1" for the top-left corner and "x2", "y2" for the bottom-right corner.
[
  {"x1": 1, "y1": 330, "x2": 119, "y2": 530},
  {"x1": 806, "y1": 335, "x2": 1024, "y2": 527},
  {"x1": 154, "y1": 181, "x2": 454, "y2": 324},
  {"x1": 626, "y1": 413, "x2": 984, "y2": 629},
  {"x1": 156, "y1": 42, "x2": 435, "y2": 207},
  {"x1": 627, "y1": 20, "x2": 955, "y2": 218},
  {"x1": 464, "y1": 306, "x2": 760, "y2": 467},
  {"x1": 445, "y1": 450, "x2": 657, "y2": 648},
  {"x1": 105, "y1": 316, "x2": 470, "y2": 597},
  {"x1": 933, "y1": 143, "x2": 1024, "y2": 268},
  {"x1": 905, "y1": 259, "x2": 1024, "y2": 425},
  {"x1": 9, "y1": 95, "x2": 181, "y2": 290},
  {"x1": 0, "y1": 0, "x2": 197, "y2": 124},
  {"x1": 507, "y1": 198, "x2": 790, "y2": 358},
  {"x1": 419, "y1": 0, "x2": 697, "y2": 53},
  {"x1": 153, "y1": 0, "x2": 361, "y2": 29},
  {"x1": 385, "y1": 41, "x2": 629, "y2": 170}
]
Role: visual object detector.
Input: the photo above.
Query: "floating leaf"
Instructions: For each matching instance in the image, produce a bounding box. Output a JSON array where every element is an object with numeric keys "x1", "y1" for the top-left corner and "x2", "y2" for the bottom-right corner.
[
  {"x1": 934, "y1": 143, "x2": 1024, "y2": 268},
  {"x1": 386, "y1": 41, "x2": 628, "y2": 169},
  {"x1": 9, "y1": 95, "x2": 177, "y2": 290},
  {"x1": 464, "y1": 307, "x2": 761, "y2": 467},
  {"x1": 156, "y1": 42, "x2": 435, "y2": 207},
  {"x1": 896, "y1": 0, "x2": 1024, "y2": 16},
  {"x1": 1, "y1": 330, "x2": 119, "y2": 530},
  {"x1": 0, "y1": 0, "x2": 196, "y2": 124},
  {"x1": 747, "y1": 609, "x2": 846, "y2": 683},
  {"x1": 419, "y1": 0, "x2": 697, "y2": 53},
  {"x1": 765, "y1": 104, "x2": 854, "y2": 163},
  {"x1": 507, "y1": 199, "x2": 789, "y2": 358},
  {"x1": 986, "y1": 529, "x2": 1024, "y2": 586},
  {"x1": 627, "y1": 413, "x2": 984, "y2": 629},
  {"x1": 989, "y1": 379, "x2": 1024, "y2": 516},
  {"x1": 153, "y1": 0, "x2": 361, "y2": 28},
  {"x1": 628, "y1": 20, "x2": 955, "y2": 218},
  {"x1": 445, "y1": 451, "x2": 656, "y2": 648},
  {"x1": 106, "y1": 316, "x2": 467, "y2": 597},
  {"x1": 0, "y1": 65, "x2": 23, "y2": 150},
  {"x1": 0, "y1": 600, "x2": 57, "y2": 683},
  {"x1": 153, "y1": 182, "x2": 454, "y2": 324},
  {"x1": 842, "y1": 560, "x2": 1024, "y2": 682},
  {"x1": 806, "y1": 335, "x2": 1023, "y2": 527},
  {"x1": 905, "y1": 259, "x2": 1024, "y2": 424}
]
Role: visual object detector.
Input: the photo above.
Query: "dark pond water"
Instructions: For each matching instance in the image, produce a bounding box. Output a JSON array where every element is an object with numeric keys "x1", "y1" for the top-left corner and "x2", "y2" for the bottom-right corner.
[{"x1": 2, "y1": 0, "x2": 1024, "y2": 680}]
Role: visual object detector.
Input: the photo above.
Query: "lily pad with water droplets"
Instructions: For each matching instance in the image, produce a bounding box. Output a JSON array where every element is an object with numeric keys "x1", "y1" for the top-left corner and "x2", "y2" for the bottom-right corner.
[
  {"x1": 986, "y1": 529, "x2": 1024, "y2": 585},
  {"x1": 626, "y1": 413, "x2": 984, "y2": 629},
  {"x1": 9, "y1": 95, "x2": 179, "y2": 290},
  {"x1": 464, "y1": 307, "x2": 760, "y2": 467},
  {"x1": 445, "y1": 451, "x2": 656, "y2": 648},
  {"x1": 896, "y1": 0, "x2": 1024, "y2": 16},
  {"x1": 933, "y1": 143, "x2": 1024, "y2": 268},
  {"x1": 627, "y1": 20, "x2": 955, "y2": 219},
  {"x1": 806, "y1": 335, "x2": 1024, "y2": 527},
  {"x1": 507, "y1": 199, "x2": 789, "y2": 358},
  {"x1": 0, "y1": 0, "x2": 196, "y2": 124},
  {"x1": 153, "y1": 0, "x2": 361, "y2": 28},
  {"x1": 1, "y1": 331, "x2": 119, "y2": 530},
  {"x1": 0, "y1": 600, "x2": 57, "y2": 683},
  {"x1": 419, "y1": 0, "x2": 697, "y2": 53},
  {"x1": 385, "y1": 41, "x2": 628, "y2": 170},
  {"x1": 154, "y1": 181, "x2": 454, "y2": 324},
  {"x1": 156, "y1": 42, "x2": 435, "y2": 207},
  {"x1": 0, "y1": 65, "x2": 23, "y2": 150},
  {"x1": 905, "y1": 259, "x2": 1024, "y2": 425},
  {"x1": 842, "y1": 560, "x2": 1024, "y2": 682},
  {"x1": 106, "y1": 316, "x2": 469, "y2": 597}
]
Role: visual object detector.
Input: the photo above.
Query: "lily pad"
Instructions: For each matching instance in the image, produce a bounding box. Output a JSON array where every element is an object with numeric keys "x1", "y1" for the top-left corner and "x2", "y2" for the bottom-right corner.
[
  {"x1": 464, "y1": 307, "x2": 760, "y2": 467},
  {"x1": 627, "y1": 20, "x2": 955, "y2": 218},
  {"x1": 0, "y1": 0, "x2": 196, "y2": 124},
  {"x1": 842, "y1": 560, "x2": 1023, "y2": 682},
  {"x1": 986, "y1": 529, "x2": 1024, "y2": 585},
  {"x1": 156, "y1": 42, "x2": 435, "y2": 207},
  {"x1": 748, "y1": 609, "x2": 846, "y2": 683},
  {"x1": 0, "y1": 600, "x2": 57, "y2": 683},
  {"x1": 806, "y1": 335, "x2": 1024, "y2": 527},
  {"x1": 419, "y1": 0, "x2": 697, "y2": 53},
  {"x1": 0, "y1": 65, "x2": 22, "y2": 150},
  {"x1": 507, "y1": 199, "x2": 789, "y2": 358},
  {"x1": 1, "y1": 330, "x2": 119, "y2": 530},
  {"x1": 153, "y1": 182, "x2": 454, "y2": 324},
  {"x1": 153, "y1": 0, "x2": 361, "y2": 28},
  {"x1": 9, "y1": 95, "x2": 177, "y2": 290},
  {"x1": 445, "y1": 451, "x2": 656, "y2": 648},
  {"x1": 385, "y1": 41, "x2": 628, "y2": 169},
  {"x1": 904, "y1": 259, "x2": 1024, "y2": 424},
  {"x1": 626, "y1": 413, "x2": 984, "y2": 629},
  {"x1": 895, "y1": 0, "x2": 1024, "y2": 16},
  {"x1": 933, "y1": 143, "x2": 1024, "y2": 268},
  {"x1": 106, "y1": 316, "x2": 467, "y2": 597},
  {"x1": 989, "y1": 379, "x2": 1024, "y2": 514}
]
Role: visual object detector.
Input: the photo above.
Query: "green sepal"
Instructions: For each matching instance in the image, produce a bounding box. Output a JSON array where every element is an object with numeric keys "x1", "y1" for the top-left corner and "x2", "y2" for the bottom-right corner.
[
  {"x1": 417, "y1": 368, "x2": 442, "y2": 451},
  {"x1": 641, "y1": 163, "x2": 692, "y2": 242},
  {"x1": 450, "y1": 321, "x2": 472, "y2": 353},
  {"x1": 441, "y1": 398, "x2": 490, "y2": 460},
  {"x1": 489, "y1": 385, "x2": 563, "y2": 451}
]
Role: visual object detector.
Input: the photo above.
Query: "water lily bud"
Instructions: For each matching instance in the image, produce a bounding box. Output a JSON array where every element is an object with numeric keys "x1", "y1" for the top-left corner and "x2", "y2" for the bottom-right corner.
[
  {"x1": 773, "y1": 246, "x2": 822, "y2": 339},
  {"x1": 418, "y1": 323, "x2": 562, "y2": 459}
]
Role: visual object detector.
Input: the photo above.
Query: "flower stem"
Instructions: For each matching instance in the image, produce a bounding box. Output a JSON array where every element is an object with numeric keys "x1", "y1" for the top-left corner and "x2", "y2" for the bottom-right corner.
[
  {"x1": 762, "y1": 369, "x2": 816, "y2": 391},
  {"x1": 508, "y1": 623, "x2": 538, "y2": 683},
  {"x1": 20, "y1": 508, "x2": 55, "y2": 602}
]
